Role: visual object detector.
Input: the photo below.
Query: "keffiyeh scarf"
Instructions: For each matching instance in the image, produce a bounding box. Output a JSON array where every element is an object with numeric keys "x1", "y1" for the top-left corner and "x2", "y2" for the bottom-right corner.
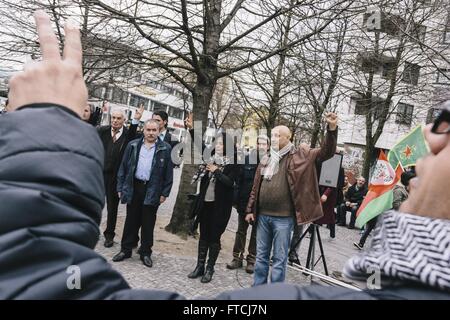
[
  {"x1": 191, "y1": 154, "x2": 230, "y2": 185},
  {"x1": 262, "y1": 142, "x2": 294, "y2": 181},
  {"x1": 343, "y1": 210, "x2": 450, "y2": 291}
]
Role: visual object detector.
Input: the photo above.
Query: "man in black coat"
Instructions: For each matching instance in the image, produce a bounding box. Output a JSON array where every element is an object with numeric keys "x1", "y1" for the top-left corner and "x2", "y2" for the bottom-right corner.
[
  {"x1": 97, "y1": 105, "x2": 144, "y2": 247},
  {"x1": 336, "y1": 176, "x2": 367, "y2": 228},
  {"x1": 227, "y1": 135, "x2": 269, "y2": 274},
  {"x1": 152, "y1": 110, "x2": 179, "y2": 148}
]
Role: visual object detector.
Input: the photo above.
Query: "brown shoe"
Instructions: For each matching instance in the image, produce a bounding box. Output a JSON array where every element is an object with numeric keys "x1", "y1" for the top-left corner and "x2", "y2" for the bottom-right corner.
[
  {"x1": 226, "y1": 259, "x2": 243, "y2": 270},
  {"x1": 245, "y1": 262, "x2": 254, "y2": 274}
]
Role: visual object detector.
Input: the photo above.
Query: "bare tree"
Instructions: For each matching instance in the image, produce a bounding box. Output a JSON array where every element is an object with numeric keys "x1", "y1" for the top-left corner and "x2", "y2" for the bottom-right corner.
[
  {"x1": 79, "y1": 0, "x2": 353, "y2": 236},
  {"x1": 231, "y1": 1, "x2": 301, "y2": 136},
  {"x1": 0, "y1": 0, "x2": 143, "y2": 89},
  {"x1": 209, "y1": 77, "x2": 236, "y2": 129},
  {"x1": 290, "y1": 17, "x2": 349, "y2": 147}
]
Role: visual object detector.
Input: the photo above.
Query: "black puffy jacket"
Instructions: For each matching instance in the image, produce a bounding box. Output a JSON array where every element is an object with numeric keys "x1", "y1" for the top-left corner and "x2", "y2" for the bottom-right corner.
[{"x1": 0, "y1": 104, "x2": 183, "y2": 300}]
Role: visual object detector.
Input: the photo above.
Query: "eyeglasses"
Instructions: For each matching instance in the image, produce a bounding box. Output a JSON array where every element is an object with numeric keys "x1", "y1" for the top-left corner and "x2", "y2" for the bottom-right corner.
[{"x1": 431, "y1": 107, "x2": 450, "y2": 134}]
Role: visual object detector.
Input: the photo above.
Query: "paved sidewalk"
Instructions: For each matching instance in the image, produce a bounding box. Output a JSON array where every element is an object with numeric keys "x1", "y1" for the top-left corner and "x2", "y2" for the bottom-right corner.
[{"x1": 95, "y1": 167, "x2": 366, "y2": 299}]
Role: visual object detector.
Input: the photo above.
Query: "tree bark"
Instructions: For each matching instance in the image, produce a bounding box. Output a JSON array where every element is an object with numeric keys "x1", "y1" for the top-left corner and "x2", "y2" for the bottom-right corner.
[
  {"x1": 362, "y1": 142, "x2": 377, "y2": 179},
  {"x1": 165, "y1": 0, "x2": 220, "y2": 235}
]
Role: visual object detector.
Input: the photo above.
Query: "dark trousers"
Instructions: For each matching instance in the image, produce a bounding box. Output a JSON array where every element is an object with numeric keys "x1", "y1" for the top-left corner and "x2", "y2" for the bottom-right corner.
[
  {"x1": 289, "y1": 222, "x2": 304, "y2": 257},
  {"x1": 358, "y1": 216, "x2": 378, "y2": 247},
  {"x1": 121, "y1": 180, "x2": 158, "y2": 256},
  {"x1": 337, "y1": 203, "x2": 359, "y2": 227},
  {"x1": 199, "y1": 201, "x2": 226, "y2": 245},
  {"x1": 329, "y1": 223, "x2": 335, "y2": 238},
  {"x1": 232, "y1": 214, "x2": 257, "y2": 264},
  {"x1": 103, "y1": 172, "x2": 120, "y2": 240}
]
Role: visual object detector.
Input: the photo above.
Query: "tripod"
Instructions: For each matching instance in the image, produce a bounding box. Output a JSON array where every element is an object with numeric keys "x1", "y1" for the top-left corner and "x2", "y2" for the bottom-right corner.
[{"x1": 290, "y1": 223, "x2": 328, "y2": 276}]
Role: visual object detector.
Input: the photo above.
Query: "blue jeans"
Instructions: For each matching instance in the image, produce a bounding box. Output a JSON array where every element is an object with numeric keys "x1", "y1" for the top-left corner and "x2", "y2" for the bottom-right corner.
[{"x1": 253, "y1": 214, "x2": 294, "y2": 286}]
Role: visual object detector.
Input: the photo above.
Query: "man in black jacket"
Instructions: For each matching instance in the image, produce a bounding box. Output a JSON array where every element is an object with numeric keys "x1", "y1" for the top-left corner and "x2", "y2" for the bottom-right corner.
[
  {"x1": 152, "y1": 110, "x2": 179, "y2": 148},
  {"x1": 112, "y1": 119, "x2": 174, "y2": 268},
  {"x1": 227, "y1": 135, "x2": 269, "y2": 274},
  {"x1": 336, "y1": 176, "x2": 367, "y2": 228},
  {"x1": 98, "y1": 105, "x2": 144, "y2": 247}
]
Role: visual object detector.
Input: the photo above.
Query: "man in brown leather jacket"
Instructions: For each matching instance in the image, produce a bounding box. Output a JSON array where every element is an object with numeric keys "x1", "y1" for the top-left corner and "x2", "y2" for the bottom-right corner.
[{"x1": 245, "y1": 113, "x2": 338, "y2": 286}]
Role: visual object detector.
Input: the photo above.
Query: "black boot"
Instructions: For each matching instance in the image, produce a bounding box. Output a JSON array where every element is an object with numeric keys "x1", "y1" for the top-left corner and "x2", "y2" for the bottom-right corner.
[
  {"x1": 188, "y1": 240, "x2": 208, "y2": 279},
  {"x1": 201, "y1": 243, "x2": 220, "y2": 283}
]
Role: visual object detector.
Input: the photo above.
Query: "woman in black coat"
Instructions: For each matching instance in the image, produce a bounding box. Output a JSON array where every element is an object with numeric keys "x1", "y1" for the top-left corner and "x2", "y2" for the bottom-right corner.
[{"x1": 188, "y1": 131, "x2": 240, "y2": 283}]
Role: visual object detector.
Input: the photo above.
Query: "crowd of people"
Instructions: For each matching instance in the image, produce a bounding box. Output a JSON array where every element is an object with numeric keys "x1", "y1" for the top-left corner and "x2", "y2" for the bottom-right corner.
[{"x1": 0, "y1": 11, "x2": 448, "y2": 299}]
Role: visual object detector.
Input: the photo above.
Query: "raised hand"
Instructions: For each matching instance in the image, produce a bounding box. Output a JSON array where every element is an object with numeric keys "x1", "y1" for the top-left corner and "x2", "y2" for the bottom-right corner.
[
  {"x1": 8, "y1": 11, "x2": 87, "y2": 117},
  {"x1": 325, "y1": 112, "x2": 338, "y2": 131},
  {"x1": 134, "y1": 104, "x2": 145, "y2": 121},
  {"x1": 184, "y1": 114, "x2": 193, "y2": 129}
]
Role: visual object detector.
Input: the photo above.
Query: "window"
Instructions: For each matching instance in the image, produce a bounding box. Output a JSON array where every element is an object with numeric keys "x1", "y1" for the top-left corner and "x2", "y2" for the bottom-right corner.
[
  {"x1": 149, "y1": 99, "x2": 155, "y2": 111},
  {"x1": 372, "y1": 99, "x2": 386, "y2": 119},
  {"x1": 112, "y1": 87, "x2": 128, "y2": 105},
  {"x1": 402, "y1": 62, "x2": 420, "y2": 85},
  {"x1": 357, "y1": 52, "x2": 397, "y2": 78},
  {"x1": 444, "y1": 31, "x2": 450, "y2": 44},
  {"x1": 168, "y1": 106, "x2": 184, "y2": 119},
  {"x1": 146, "y1": 80, "x2": 158, "y2": 88},
  {"x1": 381, "y1": 59, "x2": 397, "y2": 79},
  {"x1": 362, "y1": 12, "x2": 399, "y2": 34},
  {"x1": 444, "y1": 10, "x2": 450, "y2": 43},
  {"x1": 129, "y1": 94, "x2": 139, "y2": 107},
  {"x1": 129, "y1": 94, "x2": 148, "y2": 108},
  {"x1": 89, "y1": 86, "x2": 104, "y2": 99},
  {"x1": 436, "y1": 69, "x2": 450, "y2": 84},
  {"x1": 137, "y1": 96, "x2": 149, "y2": 109},
  {"x1": 410, "y1": 23, "x2": 426, "y2": 42},
  {"x1": 396, "y1": 103, "x2": 414, "y2": 125},
  {"x1": 352, "y1": 96, "x2": 386, "y2": 119},
  {"x1": 426, "y1": 108, "x2": 442, "y2": 124},
  {"x1": 363, "y1": 11, "x2": 426, "y2": 41},
  {"x1": 380, "y1": 13, "x2": 404, "y2": 37},
  {"x1": 352, "y1": 96, "x2": 369, "y2": 115},
  {"x1": 153, "y1": 102, "x2": 167, "y2": 112},
  {"x1": 357, "y1": 52, "x2": 379, "y2": 73}
]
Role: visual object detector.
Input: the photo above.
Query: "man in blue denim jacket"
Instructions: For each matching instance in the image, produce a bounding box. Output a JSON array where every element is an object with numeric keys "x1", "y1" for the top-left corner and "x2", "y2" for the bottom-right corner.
[{"x1": 112, "y1": 119, "x2": 173, "y2": 268}]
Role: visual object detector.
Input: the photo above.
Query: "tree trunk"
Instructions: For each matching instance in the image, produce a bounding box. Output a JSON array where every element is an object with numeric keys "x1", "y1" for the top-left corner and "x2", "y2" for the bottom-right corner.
[
  {"x1": 164, "y1": 164, "x2": 198, "y2": 239},
  {"x1": 165, "y1": 80, "x2": 215, "y2": 237},
  {"x1": 362, "y1": 142, "x2": 377, "y2": 179},
  {"x1": 310, "y1": 116, "x2": 322, "y2": 148}
]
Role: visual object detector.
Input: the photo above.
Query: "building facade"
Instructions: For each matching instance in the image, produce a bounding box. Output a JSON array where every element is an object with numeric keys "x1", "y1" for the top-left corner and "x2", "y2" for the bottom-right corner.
[{"x1": 333, "y1": 3, "x2": 450, "y2": 175}]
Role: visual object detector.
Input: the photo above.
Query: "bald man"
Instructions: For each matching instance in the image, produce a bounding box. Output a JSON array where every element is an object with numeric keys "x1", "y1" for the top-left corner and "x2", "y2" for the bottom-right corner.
[
  {"x1": 245, "y1": 113, "x2": 338, "y2": 286},
  {"x1": 98, "y1": 106, "x2": 144, "y2": 247}
]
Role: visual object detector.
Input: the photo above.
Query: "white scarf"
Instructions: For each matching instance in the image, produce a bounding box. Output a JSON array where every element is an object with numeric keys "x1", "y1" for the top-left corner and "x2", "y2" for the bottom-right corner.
[{"x1": 262, "y1": 142, "x2": 293, "y2": 181}]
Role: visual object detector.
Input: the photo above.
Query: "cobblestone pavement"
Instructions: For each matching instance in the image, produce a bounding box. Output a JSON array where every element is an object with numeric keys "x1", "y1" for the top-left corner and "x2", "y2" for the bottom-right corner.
[{"x1": 95, "y1": 167, "x2": 367, "y2": 299}]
